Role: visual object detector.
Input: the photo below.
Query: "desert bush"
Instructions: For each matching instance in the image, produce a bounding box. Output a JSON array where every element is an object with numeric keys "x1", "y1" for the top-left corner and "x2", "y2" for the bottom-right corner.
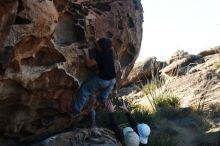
[
  {"x1": 142, "y1": 83, "x2": 157, "y2": 95},
  {"x1": 96, "y1": 101, "x2": 155, "y2": 129},
  {"x1": 132, "y1": 105, "x2": 155, "y2": 126},
  {"x1": 214, "y1": 59, "x2": 220, "y2": 69},
  {"x1": 135, "y1": 82, "x2": 158, "y2": 111},
  {"x1": 136, "y1": 73, "x2": 179, "y2": 112},
  {"x1": 153, "y1": 95, "x2": 180, "y2": 109}
]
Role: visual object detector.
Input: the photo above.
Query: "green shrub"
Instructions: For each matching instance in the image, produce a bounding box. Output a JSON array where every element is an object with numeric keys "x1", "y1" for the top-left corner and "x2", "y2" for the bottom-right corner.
[
  {"x1": 132, "y1": 105, "x2": 155, "y2": 126},
  {"x1": 96, "y1": 104, "x2": 155, "y2": 128},
  {"x1": 137, "y1": 77, "x2": 176, "y2": 112},
  {"x1": 135, "y1": 82, "x2": 158, "y2": 111},
  {"x1": 214, "y1": 59, "x2": 220, "y2": 69},
  {"x1": 153, "y1": 95, "x2": 180, "y2": 109},
  {"x1": 142, "y1": 83, "x2": 157, "y2": 95}
]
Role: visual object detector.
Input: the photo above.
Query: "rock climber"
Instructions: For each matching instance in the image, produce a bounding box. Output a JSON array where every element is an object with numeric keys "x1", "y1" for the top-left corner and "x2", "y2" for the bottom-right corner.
[{"x1": 69, "y1": 38, "x2": 116, "y2": 121}]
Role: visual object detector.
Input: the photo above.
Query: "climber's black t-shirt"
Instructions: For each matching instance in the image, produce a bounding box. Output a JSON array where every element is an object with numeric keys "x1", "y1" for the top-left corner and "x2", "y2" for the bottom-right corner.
[{"x1": 89, "y1": 49, "x2": 116, "y2": 80}]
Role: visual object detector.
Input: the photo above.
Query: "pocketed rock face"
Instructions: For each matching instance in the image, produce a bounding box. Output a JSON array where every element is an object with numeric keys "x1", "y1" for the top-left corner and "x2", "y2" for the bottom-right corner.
[
  {"x1": 0, "y1": 0, "x2": 143, "y2": 141},
  {"x1": 0, "y1": 0, "x2": 17, "y2": 52}
]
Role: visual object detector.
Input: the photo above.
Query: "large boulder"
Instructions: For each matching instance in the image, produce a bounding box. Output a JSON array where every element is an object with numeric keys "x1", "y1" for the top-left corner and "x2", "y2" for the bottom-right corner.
[
  {"x1": 120, "y1": 57, "x2": 165, "y2": 87},
  {"x1": 198, "y1": 46, "x2": 220, "y2": 57},
  {"x1": 0, "y1": 0, "x2": 143, "y2": 141},
  {"x1": 160, "y1": 50, "x2": 205, "y2": 77}
]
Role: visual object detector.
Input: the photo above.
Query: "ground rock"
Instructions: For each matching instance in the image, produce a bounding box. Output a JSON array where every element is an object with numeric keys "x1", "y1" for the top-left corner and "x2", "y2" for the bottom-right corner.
[
  {"x1": 198, "y1": 46, "x2": 220, "y2": 57},
  {"x1": 161, "y1": 50, "x2": 205, "y2": 76},
  {"x1": 31, "y1": 128, "x2": 121, "y2": 146}
]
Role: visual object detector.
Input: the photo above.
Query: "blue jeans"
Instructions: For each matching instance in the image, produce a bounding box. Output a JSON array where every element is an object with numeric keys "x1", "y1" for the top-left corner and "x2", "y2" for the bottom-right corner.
[{"x1": 73, "y1": 76, "x2": 116, "y2": 113}]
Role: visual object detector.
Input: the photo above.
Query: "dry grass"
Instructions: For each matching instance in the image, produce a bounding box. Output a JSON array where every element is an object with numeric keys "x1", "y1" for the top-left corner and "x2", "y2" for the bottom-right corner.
[{"x1": 214, "y1": 59, "x2": 220, "y2": 69}]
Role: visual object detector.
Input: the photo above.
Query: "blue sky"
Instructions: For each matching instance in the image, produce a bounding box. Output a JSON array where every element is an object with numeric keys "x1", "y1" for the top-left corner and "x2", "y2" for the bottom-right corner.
[{"x1": 137, "y1": 0, "x2": 220, "y2": 61}]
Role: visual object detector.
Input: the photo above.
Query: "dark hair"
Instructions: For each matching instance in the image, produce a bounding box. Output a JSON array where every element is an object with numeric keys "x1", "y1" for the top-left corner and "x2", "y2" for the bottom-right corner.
[{"x1": 97, "y1": 38, "x2": 112, "y2": 51}]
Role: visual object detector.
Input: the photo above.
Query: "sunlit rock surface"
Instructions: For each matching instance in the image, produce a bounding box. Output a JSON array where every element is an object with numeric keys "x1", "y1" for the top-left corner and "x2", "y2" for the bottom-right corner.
[
  {"x1": 0, "y1": 0, "x2": 143, "y2": 141},
  {"x1": 120, "y1": 57, "x2": 165, "y2": 87}
]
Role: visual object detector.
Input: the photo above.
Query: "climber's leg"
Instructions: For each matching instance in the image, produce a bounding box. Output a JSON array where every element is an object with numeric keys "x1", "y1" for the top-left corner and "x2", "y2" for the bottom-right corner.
[
  {"x1": 97, "y1": 78, "x2": 116, "y2": 104},
  {"x1": 72, "y1": 76, "x2": 101, "y2": 113}
]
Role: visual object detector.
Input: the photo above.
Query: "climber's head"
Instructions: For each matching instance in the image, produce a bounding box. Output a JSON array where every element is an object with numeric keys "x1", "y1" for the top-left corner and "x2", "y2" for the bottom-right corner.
[
  {"x1": 123, "y1": 127, "x2": 140, "y2": 146},
  {"x1": 97, "y1": 38, "x2": 112, "y2": 51},
  {"x1": 137, "y1": 123, "x2": 151, "y2": 144}
]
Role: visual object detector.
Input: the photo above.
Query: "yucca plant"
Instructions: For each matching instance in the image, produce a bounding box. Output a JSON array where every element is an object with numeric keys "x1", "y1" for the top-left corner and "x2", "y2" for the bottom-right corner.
[
  {"x1": 153, "y1": 95, "x2": 180, "y2": 109},
  {"x1": 131, "y1": 105, "x2": 155, "y2": 126},
  {"x1": 135, "y1": 81, "x2": 158, "y2": 111}
]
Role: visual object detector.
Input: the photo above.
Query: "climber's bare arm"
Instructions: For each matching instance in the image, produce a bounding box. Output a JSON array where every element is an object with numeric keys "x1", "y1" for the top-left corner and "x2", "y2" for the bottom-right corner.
[{"x1": 83, "y1": 49, "x2": 97, "y2": 67}]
